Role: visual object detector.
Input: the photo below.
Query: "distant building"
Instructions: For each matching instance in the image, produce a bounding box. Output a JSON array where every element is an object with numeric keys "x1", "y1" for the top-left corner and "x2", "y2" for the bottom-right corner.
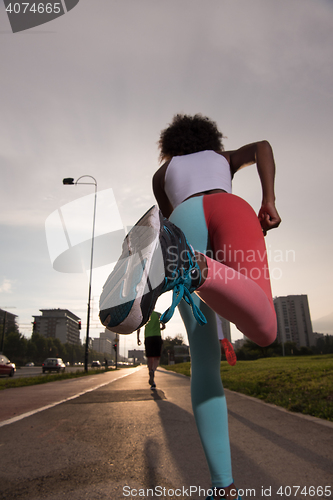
[
  {"x1": 233, "y1": 337, "x2": 246, "y2": 350},
  {"x1": 273, "y1": 295, "x2": 315, "y2": 348},
  {"x1": 92, "y1": 337, "x2": 112, "y2": 355},
  {"x1": 92, "y1": 329, "x2": 117, "y2": 356},
  {"x1": 174, "y1": 344, "x2": 190, "y2": 362},
  {"x1": 0, "y1": 308, "x2": 18, "y2": 334},
  {"x1": 128, "y1": 349, "x2": 145, "y2": 362},
  {"x1": 33, "y1": 309, "x2": 81, "y2": 345},
  {"x1": 313, "y1": 332, "x2": 324, "y2": 342},
  {"x1": 0, "y1": 308, "x2": 18, "y2": 353}
]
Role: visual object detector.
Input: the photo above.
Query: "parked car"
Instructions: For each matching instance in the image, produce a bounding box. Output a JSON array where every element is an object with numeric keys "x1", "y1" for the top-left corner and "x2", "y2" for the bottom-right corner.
[
  {"x1": 42, "y1": 358, "x2": 66, "y2": 373},
  {"x1": 91, "y1": 360, "x2": 101, "y2": 367},
  {"x1": 25, "y1": 362, "x2": 34, "y2": 367},
  {"x1": 0, "y1": 355, "x2": 16, "y2": 377}
]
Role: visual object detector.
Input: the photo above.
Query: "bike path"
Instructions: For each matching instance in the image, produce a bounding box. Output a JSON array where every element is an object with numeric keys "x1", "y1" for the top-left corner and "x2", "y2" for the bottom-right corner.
[{"x1": 0, "y1": 365, "x2": 332, "y2": 500}]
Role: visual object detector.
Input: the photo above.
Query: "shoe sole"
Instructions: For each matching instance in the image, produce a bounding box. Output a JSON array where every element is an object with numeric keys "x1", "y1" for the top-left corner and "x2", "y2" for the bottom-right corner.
[{"x1": 99, "y1": 206, "x2": 164, "y2": 333}]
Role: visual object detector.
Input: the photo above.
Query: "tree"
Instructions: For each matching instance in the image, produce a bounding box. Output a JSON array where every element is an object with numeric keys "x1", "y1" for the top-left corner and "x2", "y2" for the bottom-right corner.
[
  {"x1": 283, "y1": 341, "x2": 299, "y2": 356},
  {"x1": 313, "y1": 334, "x2": 333, "y2": 354},
  {"x1": 3, "y1": 331, "x2": 27, "y2": 365},
  {"x1": 160, "y1": 334, "x2": 185, "y2": 365},
  {"x1": 30, "y1": 332, "x2": 48, "y2": 364},
  {"x1": 26, "y1": 339, "x2": 37, "y2": 363},
  {"x1": 1, "y1": 313, "x2": 19, "y2": 353},
  {"x1": 236, "y1": 339, "x2": 283, "y2": 360}
]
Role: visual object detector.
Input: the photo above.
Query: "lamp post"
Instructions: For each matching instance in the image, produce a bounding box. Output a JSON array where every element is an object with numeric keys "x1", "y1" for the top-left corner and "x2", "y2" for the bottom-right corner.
[{"x1": 63, "y1": 176, "x2": 97, "y2": 372}]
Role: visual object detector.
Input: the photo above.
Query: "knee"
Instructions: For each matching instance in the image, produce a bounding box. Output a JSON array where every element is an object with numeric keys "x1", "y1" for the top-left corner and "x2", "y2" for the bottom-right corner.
[{"x1": 256, "y1": 317, "x2": 277, "y2": 347}]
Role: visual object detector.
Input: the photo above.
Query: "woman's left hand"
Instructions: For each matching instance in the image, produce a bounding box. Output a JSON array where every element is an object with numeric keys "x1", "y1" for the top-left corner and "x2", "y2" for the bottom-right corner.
[{"x1": 258, "y1": 201, "x2": 281, "y2": 236}]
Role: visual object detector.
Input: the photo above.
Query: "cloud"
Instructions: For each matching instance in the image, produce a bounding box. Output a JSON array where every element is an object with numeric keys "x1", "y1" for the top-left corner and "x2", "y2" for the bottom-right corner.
[{"x1": 0, "y1": 278, "x2": 15, "y2": 294}]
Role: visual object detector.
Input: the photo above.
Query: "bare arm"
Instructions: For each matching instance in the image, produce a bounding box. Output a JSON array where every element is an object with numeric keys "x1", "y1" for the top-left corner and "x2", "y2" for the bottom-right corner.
[
  {"x1": 137, "y1": 329, "x2": 141, "y2": 346},
  {"x1": 224, "y1": 141, "x2": 281, "y2": 235}
]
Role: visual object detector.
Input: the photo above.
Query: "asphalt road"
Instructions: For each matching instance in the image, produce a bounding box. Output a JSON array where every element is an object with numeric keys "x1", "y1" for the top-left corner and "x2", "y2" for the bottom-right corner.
[
  {"x1": 11, "y1": 366, "x2": 124, "y2": 379},
  {"x1": 0, "y1": 366, "x2": 332, "y2": 500},
  {"x1": 9, "y1": 366, "x2": 85, "y2": 379}
]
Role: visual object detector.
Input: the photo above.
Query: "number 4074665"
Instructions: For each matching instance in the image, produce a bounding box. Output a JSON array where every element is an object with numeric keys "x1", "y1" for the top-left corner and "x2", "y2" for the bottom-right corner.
[
  {"x1": 5, "y1": 3, "x2": 62, "y2": 14},
  {"x1": 276, "y1": 486, "x2": 331, "y2": 497}
]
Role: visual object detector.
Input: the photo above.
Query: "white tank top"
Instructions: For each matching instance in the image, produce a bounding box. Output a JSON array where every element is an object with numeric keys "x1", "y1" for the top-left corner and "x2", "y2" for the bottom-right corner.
[{"x1": 164, "y1": 150, "x2": 232, "y2": 210}]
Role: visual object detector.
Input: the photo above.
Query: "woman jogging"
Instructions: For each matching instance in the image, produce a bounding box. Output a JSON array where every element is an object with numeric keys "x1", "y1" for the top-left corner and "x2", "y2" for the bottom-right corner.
[{"x1": 99, "y1": 114, "x2": 281, "y2": 500}]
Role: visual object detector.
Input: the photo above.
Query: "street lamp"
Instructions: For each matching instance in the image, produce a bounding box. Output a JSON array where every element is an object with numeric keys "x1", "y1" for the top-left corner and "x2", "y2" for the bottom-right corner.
[{"x1": 63, "y1": 175, "x2": 97, "y2": 372}]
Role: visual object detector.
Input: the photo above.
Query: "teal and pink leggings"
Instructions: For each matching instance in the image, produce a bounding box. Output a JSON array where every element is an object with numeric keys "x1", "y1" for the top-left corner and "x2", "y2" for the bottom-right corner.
[{"x1": 169, "y1": 193, "x2": 276, "y2": 488}]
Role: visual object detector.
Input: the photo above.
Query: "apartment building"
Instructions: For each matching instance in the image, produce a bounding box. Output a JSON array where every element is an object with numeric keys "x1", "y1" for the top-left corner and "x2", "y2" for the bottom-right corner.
[
  {"x1": 273, "y1": 295, "x2": 315, "y2": 348},
  {"x1": 33, "y1": 309, "x2": 81, "y2": 345},
  {"x1": 0, "y1": 308, "x2": 17, "y2": 334},
  {"x1": 92, "y1": 329, "x2": 117, "y2": 355}
]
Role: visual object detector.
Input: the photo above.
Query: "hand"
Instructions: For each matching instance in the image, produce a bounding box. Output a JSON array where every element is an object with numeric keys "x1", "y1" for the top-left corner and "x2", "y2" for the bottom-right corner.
[{"x1": 258, "y1": 201, "x2": 281, "y2": 236}]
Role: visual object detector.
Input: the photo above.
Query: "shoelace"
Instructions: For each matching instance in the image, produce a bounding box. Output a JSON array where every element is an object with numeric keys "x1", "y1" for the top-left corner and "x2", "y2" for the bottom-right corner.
[
  {"x1": 160, "y1": 261, "x2": 207, "y2": 326},
  {"x1": 160, "y1": 282, "x2": 206, "y2": 325}
]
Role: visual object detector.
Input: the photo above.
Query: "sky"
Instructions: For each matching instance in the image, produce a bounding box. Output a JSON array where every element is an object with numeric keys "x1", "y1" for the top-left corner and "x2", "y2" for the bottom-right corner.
[{"x1": 1, "y1": 0, "x2": 333, "y2": 358}]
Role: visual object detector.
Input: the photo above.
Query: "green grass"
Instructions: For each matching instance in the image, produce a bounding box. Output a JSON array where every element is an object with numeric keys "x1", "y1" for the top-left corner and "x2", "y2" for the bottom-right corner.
[
  {"x1": 0, "y1": 368, "x2": 112, "y2": 390},
  {"x1": 162, "y1": 355, "x2": 333, "y2": 421}
]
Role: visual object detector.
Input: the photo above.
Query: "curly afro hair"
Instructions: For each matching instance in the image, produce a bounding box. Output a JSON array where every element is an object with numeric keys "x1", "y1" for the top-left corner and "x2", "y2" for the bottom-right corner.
[{"x1": 158, "y1": 113, "x2": 225, "y2": 162}]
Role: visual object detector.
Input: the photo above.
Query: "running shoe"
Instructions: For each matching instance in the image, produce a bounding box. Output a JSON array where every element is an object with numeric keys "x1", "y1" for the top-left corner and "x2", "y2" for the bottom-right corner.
[
  {"x1": 99, "y1": 205, "x2": 206, "y2": 334},
  {"x1": 221, "y1": 338, "x2": 237, "y2": 366}
]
